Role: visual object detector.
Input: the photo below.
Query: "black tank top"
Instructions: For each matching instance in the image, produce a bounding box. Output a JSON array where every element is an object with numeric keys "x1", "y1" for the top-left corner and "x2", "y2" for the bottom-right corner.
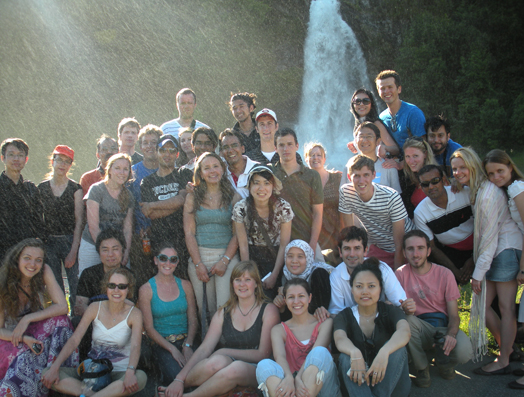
[{"x1": 222, "y1": 303, "x2": 267, "y2": 350}]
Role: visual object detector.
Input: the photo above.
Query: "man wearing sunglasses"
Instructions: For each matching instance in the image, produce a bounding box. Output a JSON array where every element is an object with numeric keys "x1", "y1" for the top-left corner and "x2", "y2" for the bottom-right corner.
[
  {"x1": 413, "y1": 165, "x2": 474, "y2": 284},
  {"x1": 141, "y1": 135, "x2": 193, "y2": 277},
  {"x1": 375, "y1": 70, "x2": 426, "y2": 149},
  {"x1": 219, "y1": 129, "x2": 259, "y2": 198},
  {"x1": 396, "y1": 230, "x2": 472, "y2": 387}
]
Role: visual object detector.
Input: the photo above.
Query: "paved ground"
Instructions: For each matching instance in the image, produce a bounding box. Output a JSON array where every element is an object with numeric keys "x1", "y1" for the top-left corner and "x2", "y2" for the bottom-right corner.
[{"x1": 409, "y1": 354, "x2": 524, "y2": 396}]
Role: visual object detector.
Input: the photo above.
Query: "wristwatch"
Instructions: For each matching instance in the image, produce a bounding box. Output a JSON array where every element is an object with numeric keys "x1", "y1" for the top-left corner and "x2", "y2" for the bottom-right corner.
[
  {"x1": 185, "y1": 343, "x2": 193, "y2": 348},
  {"x1": 127, "y1": 365, "x2": 136, "y2": 372}
]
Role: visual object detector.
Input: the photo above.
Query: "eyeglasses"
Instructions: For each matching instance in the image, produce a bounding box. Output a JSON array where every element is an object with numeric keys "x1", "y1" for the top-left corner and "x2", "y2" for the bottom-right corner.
[
  {"x1": 352, "y1": 98, "x2": 371, "y2": 106},
  {"x1": 54, "y1": 157, "x2": 73, "y2": 165},
  {"x1": 5, "y1": 153, "x2": 26, "y2": 160},
  {"x1": 159, "y1": 147, "x2": 177, "y2": 154},
  {"x1": 157, "y1": 254, "x2": 179, "y2": 264},
  {"x1": 420, "y1": 177, "x2": 442, "y2": 188},
  {"x1": 107, "y1": 283, "x2": 129, "y2": 290}
]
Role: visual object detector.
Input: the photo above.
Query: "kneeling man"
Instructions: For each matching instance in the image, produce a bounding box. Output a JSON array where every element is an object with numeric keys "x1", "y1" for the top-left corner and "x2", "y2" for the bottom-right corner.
[{"x1": 395, "y1": 230, "x2": 472, "y2": 387}]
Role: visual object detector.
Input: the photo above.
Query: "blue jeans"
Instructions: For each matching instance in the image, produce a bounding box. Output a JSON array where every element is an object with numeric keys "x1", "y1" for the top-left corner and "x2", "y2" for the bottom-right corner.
[
  {"x1": 338, "y1": 347, "x2": 411, "y2": 397},
  {"x1": 256, "y1": 346, "x2": 341, "y2": 397},
  {"x1": 46, "y1": 235, "x2": 78, "y2": 309},
  {"x1": 151, "y1": 342, "x2": 183, "y2": 385}
]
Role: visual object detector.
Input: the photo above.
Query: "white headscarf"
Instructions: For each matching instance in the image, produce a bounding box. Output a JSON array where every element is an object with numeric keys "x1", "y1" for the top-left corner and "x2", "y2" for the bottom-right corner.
[{"x1": 282, "y1": 240, "x2": 333, "y2": 283}]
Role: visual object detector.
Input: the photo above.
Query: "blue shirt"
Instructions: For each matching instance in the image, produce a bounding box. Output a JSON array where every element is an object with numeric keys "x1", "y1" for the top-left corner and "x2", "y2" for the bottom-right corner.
[
  {"x1": 379, "y1": 101, "x2": 426, "y2": 148},
  {"x1": 433, "y1": 138, "x2": 462, "y2": 175},
  {"x1": 130, "y1": 162, "x2": 158, "y2": 233}
]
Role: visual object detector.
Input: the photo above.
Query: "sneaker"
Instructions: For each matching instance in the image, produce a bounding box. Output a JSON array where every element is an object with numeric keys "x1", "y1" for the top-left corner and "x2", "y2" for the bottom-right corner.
[
  {"x1": 413, "y1": 366, "x2": 431, "y2": 388},
  {"x1": 438, "y1": 366, "x2": 456, "y2": 380}
]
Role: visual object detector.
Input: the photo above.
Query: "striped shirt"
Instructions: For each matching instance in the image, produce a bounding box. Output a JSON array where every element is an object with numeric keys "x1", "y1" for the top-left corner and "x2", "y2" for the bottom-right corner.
[{"x1": 339, "y1": 182, "x2": 414, "y2": 252}]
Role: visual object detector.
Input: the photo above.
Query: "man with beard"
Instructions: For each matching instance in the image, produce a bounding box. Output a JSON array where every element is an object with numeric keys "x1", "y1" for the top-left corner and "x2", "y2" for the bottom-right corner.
[
  {"x1": 230, "y1": 92, "x2": 260, "y2": 153},
  {"x1": 425, "y1": 115, "x2": 462, "y2": 177}
]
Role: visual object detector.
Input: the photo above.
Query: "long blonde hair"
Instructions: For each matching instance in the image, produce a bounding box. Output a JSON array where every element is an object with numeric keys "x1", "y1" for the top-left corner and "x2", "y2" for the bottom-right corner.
[
  {"x1": 403, "y1": 137, "x2": 436, "y2": 185},
  {"x1": 450, "y1": 147, "x2": 487, "y2": 204},
  {"x1": 104, "y1": 153, "x2": 133, "y2": 212}
]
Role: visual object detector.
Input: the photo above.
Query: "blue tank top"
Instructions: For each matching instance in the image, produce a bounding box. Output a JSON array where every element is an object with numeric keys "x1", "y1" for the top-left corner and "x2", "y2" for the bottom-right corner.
[
  {"x1": 195, "y1": 205, "x2": 233, "y2": 248},
  {"x1": 149, "y1": 277, "x2": 188, "y2": 337}
]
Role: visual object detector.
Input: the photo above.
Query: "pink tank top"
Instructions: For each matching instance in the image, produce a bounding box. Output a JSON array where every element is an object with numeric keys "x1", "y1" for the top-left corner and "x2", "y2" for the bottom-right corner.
[{"x1": 282, "y1": 321, "x2": 321, "y2": 373}]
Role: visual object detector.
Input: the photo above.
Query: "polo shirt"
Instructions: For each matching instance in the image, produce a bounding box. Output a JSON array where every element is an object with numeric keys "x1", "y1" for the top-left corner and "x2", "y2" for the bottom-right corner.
[
  {"x1": 413, "y1": 186, "x2": 473, "y2": 250},
  {"x1": 328, "y1": 259, "x2": 407, "y2": 315},
  {"x1": 272, "y1": 163, "x2": 323, "y2": 242},
  {"x1": 339, "y1": 182, "x2": 414, "y2": 252}
]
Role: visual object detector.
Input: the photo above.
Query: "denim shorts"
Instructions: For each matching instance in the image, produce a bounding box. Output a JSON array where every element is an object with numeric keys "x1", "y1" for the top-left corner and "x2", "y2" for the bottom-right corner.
[{"x1": 485, "y1": 248, "x2": 522, "y2": 282}]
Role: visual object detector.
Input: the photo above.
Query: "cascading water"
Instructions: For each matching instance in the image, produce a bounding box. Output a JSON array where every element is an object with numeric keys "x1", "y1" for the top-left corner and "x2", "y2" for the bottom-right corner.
[{"x1": 297, "y1": 0, "x2": 371, "y2": 170}]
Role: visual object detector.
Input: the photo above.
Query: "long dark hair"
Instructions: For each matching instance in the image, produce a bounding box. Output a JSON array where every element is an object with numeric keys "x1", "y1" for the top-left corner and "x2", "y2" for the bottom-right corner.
[
  {"x1": 0, "y1": 239, "x2": 46, "y2": 320},
  {"x1": 350, "y1": 88, "x2": 380, "y2": 126},
  {"x1": 192, "y1": 152, "x2": 235, "y2": 212},
  {"x1": 246, "y1": 170, "x2": 279, "y2": 238}
]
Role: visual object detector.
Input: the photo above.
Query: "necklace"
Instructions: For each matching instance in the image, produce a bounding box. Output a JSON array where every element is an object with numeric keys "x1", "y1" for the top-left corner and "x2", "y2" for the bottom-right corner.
[
  {"x1": 238, "y1": 301, "x2": 257, "y2": 317},
  {"x1": 358, "y1": 309, "x2": 377, "y2": 323}
]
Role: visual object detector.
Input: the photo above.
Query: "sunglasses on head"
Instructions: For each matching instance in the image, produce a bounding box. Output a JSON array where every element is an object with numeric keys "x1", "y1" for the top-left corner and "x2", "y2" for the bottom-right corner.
[
  {"x1": 107, "y1": 283, "x2": 129, "y2": 290},
  {"x1": 157, "y1": 254, "x2": 179, "y2": 264},
  {"x1": 353, "y1": 98, "x2": 371, "y2": 106},
  {"x1": 420, "y1": 177, "x2": 442, "y2": 188}
]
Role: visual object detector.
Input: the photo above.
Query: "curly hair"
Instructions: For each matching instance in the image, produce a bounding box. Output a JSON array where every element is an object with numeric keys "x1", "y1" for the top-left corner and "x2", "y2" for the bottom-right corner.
[
  {"x1": 192, "y1": 153, "x2": 235, "y2": 213},
  {"x1": 0, "y1": 239, "x2": 46, "y2": 321},
  {"x1": 104, "y1": 153, "x2": 133, "y2": 213}
]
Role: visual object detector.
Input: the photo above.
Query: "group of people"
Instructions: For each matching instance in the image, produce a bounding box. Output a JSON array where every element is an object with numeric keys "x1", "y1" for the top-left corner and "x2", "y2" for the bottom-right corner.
[{"x1": 1, "y1": 68, "x2": 524, "y2": 397}]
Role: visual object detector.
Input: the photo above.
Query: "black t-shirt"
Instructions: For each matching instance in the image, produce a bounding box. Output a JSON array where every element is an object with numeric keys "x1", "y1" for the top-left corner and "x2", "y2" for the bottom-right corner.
[
  {"x1": 334, "y1": 301, "x2": 405, "y2": 366},
  {"x1": 141, "y1": 168, "x2": 192, "y2": 249},
  {"x1": 38, "y1": 179, "x2": 82, "y2": 236}
]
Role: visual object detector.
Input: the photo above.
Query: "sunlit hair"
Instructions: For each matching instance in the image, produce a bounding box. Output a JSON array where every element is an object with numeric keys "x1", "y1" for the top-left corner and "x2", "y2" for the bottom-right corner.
[
  {"x1": 1, "y1": 138, "x2": 29, "y2": 157},
  {"x1": 355, "y1": 122, "x2": 381, "y2": 140},
  {"x1": 104, "y1": 153, "x2": 133, "y2": 212},
  {"x1": 176, "y1": 128, "x2": 195, "y2": 167},
  {"x1": 192, "y1": 152, "x2": 235, "y2": 212},
  {"x1": 450, "y1": 147, "x2": 487, "y2": 204},
  {"x1": 221, "y1": 261, "x2": 268, "y2": 314},
  {"x1": 44, "y1": 153, "x2": 74, "y2": 180},
  {"x1": 117, "y1": 117, "x2": 141, "y2": 136},
  {"x1": 350, "y1": 88, "x2": 380, "y2": 124},
  {"x1": 0, "y1": 239, "x2": 46, "y2": 320},
  {"x1": 402, "y1": 137, "x2": 436, "y2": 186},
  {"x1": 229, "y1": 92, "x2": 257, "y2": 112},
  {"x1": 138, "y1": 124, "x2": 163, "y2": 146},
  {"x1": 100, "y1": 267, "x2": 135, "y2": 299},
  {"x1": 283, "y1": 277, "x2": 311, "y2": 297},
  {"x1": 96, "y1": 135, "x2": 117, "y2": 152},
  {"x1": 375, "y1": 70, "x2": 401, "y2": 87},
  {"x1": 349, "y1": 257, "x2": 384, "y2": 294},
  {"x1": 347, "y1": 154, "x2": 375, "y2": 174},
  {"x1": 176, "y1": 88, "x2": 196, "y2": 104},
  {"x1": 304, "y1": 142, "x2": 326, "y2": 165},
  {"x1": 483, "y1": 149, "x2": 524, "y2": 183}
]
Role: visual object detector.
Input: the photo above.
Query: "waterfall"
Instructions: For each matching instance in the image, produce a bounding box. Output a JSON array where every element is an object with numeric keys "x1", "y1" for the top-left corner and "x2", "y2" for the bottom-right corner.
[{"x1": 297, "y1": 0, "x2": 371, "y2": 170}]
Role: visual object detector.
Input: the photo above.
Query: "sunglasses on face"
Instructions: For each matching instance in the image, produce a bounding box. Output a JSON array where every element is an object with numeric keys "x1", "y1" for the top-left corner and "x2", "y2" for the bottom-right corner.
[
  {"x1": 107, "y1": 283, "x2": 129, "y2": 290},
  {"x1": 159, "y1": 147, "x2": 177, "y2": 154},
  {"x1": 353, "y1": 98, "x2": 371, "y2": 106},
  {"x1": 420, "y1": 177, "x2": 442, "y2": 188},
  {"x1": 157, "y1": 254, "x2": 179, "y2": 264}
]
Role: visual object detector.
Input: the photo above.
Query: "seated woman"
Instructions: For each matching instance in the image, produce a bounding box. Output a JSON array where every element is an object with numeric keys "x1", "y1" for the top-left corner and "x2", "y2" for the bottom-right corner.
[
  {"x1": 0, "y1": 238, "x2": 77, "y2": 397},
  {"x1": 257, "y1": 278, "x2": 340, "y2": 397},
  {"x1": 43, "y1": 268, "x2": 146, "y2": 396},
  {"x1": 159, "y1": 261, "x2": 280, "y2": 397},
  {"x1": 138, "y1": 243, "x2": 198, "y2": 384},
  {"x1": 334, "y1": 258, "x2": 411, "y2": 397},
  {"x1": 274, "y1": 240, "x2": 333, "y2": 321}
]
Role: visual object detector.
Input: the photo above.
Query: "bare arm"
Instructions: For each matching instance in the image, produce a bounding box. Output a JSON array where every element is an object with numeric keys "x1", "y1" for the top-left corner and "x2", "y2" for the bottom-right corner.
[
  {"x1": 235, "y1": 221, "x2": 250, "y2": 262},
  {"x1": 309, "y1": 203, "x2": 323, "y2": 251},
  {"x1": 74, "y1": 296, "x2": 89, "y2": 317},
  {"x1": 86, "y1": 199, "x2": 101, "y2": 243},
  {"x1": 514, "y1": 193, "x2": 524, "y2": 285},
  {"x1": 122, "y1": 208, "x2": 133, "y2": 265},
  {"x1": 65, "y1": 188, "x2": 84, "y2": 268},
  {"x1": 183, "y1": 193, "x2": 208, "y2": 282},
  {"x1": 123, "y1": 307, "x2": 143, "y2": 393},
  {"x1": 182, "y1": 280, "x2": 198, "y2": 358},
  {"x1": 341, "y1": 212, "x2": 354, "y2": 228},
  {"x1": 375, "y1": 121, "x2": 399, "y2": 156},
  {"x1": 442, "y1": 300, "x2": 460, "y2": 356},
  {"x1": 392, "y1": 219, "x2": 406, "y2": 270}
]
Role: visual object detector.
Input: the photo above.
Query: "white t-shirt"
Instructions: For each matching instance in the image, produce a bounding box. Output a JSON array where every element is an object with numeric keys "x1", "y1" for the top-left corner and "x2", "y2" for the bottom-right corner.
[
  {"x1": 160, "y1": 119, "x2": 210, "y2": 137},
  {"x1": 508, "y1": 180, "x2": 524, "y2": 233}
]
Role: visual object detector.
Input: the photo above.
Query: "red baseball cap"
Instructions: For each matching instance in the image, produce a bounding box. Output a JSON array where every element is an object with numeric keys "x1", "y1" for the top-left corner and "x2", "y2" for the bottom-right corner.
[{"x1": 53, "y1": 145, "x2": 74, "y2": 161}]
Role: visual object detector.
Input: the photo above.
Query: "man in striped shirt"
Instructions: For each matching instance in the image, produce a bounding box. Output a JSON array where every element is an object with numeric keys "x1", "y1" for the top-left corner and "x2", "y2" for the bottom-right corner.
[{"x1": 339, "y1": 154, "x2": 414, "y2": 269}]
